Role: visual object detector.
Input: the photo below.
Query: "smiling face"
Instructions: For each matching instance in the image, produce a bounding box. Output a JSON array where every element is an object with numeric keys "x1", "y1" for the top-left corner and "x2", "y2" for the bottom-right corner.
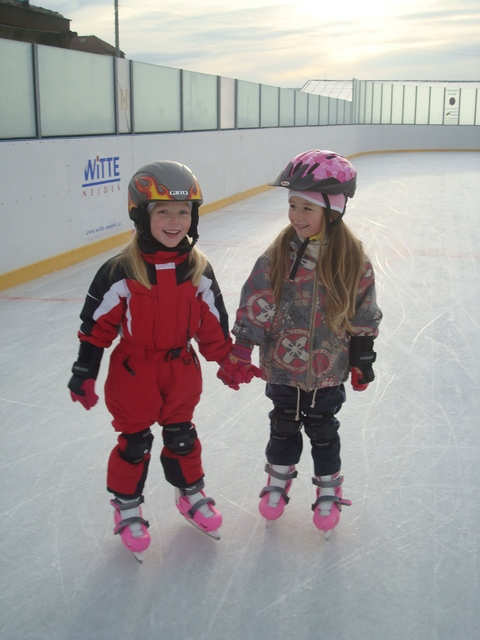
[
  {"x1": 149, "y1": 200, "x2": 192, "y2": 247},
  {"x1": 288, "y1": 195, "x2": 325, "y2": 239}
]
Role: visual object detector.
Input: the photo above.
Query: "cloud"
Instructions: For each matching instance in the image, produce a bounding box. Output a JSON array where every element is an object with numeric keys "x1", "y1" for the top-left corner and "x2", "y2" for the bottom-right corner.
[
  {"x1": 33, "y1": 1, "x2": 480, "y2": 84},
  {"x1": 350, "y1": 39, "x2": 480, "y2": 80},
  {"x1": 401, "y1": 8, "x2": 480, "y2": 20}
]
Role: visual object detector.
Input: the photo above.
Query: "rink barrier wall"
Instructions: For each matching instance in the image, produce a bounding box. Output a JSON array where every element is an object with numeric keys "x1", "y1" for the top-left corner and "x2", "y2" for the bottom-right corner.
[
  {"x1": 348, "y1": 148, "x2": 480, "y2": 159},
  {"x1": 0, "y1": 123, "x2": 479, "y2": 291},
  {"x1": 0, "y1": 183, "x2": 272, "y2": 291}
]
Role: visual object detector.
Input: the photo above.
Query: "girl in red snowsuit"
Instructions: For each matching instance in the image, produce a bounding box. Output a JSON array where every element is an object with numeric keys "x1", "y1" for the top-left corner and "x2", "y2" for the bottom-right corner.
[{"x1": 68, "y1": 161, "x2": 260, "y2": 555}]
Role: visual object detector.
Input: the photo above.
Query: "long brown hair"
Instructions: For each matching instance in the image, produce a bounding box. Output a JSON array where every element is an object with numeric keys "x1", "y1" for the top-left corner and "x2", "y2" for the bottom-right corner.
[
  {"x1": 111, "y1": 233, "x2": 207, "y2": 288},
  {"x1": 268, "y1": 222, "x2": 365, "y2": 333}
]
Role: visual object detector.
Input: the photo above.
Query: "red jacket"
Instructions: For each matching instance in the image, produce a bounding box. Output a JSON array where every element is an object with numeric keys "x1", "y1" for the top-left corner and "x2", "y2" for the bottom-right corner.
[{"x1": 78, "y1": 249, "x2": 232, "y2": 364}]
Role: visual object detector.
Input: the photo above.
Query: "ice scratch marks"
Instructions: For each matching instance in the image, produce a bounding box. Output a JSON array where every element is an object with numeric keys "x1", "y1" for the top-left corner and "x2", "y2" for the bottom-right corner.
[
  {"x1": 412, "y1": 311, "x2": 449, "y2": 347},
  {"x1": 0, "y1": 396, "x2": 46, "y2": 409},
  {"x1": 51, "y1": 461, "x2": 70, "y2": 614},
  {"x1": 201, "y1": 518, "x2": 261, "y2": 640},
  {"x1": 256, "y1": 540, "x2": 381, "y2": 615},
  {"x1": 200, "y1": 389, "x2": 265, "y2": 445},
  {"x1": 461, "y1": 306, "x2": 479, "y2": 330},
  {"x1": 0, "y1": 430, "x2": 105, "y2": 472},
  {"x1": 216, "y1": 492, "x2": 257, "y2": 518}
]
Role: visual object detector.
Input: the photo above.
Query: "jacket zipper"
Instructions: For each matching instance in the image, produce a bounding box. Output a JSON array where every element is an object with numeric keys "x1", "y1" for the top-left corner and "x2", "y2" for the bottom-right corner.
[{"x1": 305, "y1": 267, "x2": 318, "y2": 389}]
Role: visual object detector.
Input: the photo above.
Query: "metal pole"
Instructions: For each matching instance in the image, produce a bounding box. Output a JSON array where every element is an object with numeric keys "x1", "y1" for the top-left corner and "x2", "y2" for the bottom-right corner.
[{"x1": 114, "y1": 0, "x2": 120, "y2": 56}]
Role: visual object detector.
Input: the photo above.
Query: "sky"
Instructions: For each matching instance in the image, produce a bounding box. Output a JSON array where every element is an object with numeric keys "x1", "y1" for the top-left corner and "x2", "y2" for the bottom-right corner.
[{"x1": 33, "y1": 0, "x2": 480, "y2": 87}]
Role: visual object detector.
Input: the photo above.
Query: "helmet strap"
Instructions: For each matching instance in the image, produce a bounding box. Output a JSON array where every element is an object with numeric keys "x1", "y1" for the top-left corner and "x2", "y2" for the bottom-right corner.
[
  {"x1": 187, "y1": 204, "x2": 200, "y2": 249},
  {"x1": 323, "y1": 194, "x2": 346, "y2": 228}
]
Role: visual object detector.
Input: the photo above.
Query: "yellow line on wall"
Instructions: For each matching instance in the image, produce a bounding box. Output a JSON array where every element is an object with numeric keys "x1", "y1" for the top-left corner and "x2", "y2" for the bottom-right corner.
[
  {"x1": 1, "y1": 149, "x2": 478, "y2": 292},
  {"x1": 0, "y1": 232, "x2": 134, "y2": 292},
  {"x1": 347, "y1": 148, "x2": 480, "y2": 159},
  {"x1": 0, "y1": 184, "x2": 273, "y2": 291},
  {"x1": 200, "y1": 184, "x2": 272, "y2": 214}
]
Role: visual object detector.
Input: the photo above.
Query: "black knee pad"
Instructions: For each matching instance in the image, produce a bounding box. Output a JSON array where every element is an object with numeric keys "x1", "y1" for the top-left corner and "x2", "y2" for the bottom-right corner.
[
  {"x1": 120, "y1": 429, "x2": 154, "y2": 463},
  {"x1": 163, "y1": 422, "x2": 198, "y2": 455},
  {"x1": 269, "y1": 408, "x2": 302, "y2": 438},
  {"x1": 304, "y1": 413, "x2": 340, "y2": 444}
]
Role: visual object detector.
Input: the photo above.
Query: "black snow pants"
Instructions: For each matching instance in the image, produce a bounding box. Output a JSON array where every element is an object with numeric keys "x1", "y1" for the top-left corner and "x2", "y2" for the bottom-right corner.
[{"x1": 265, "y1": 383, "x2": 346, "y2": 476}]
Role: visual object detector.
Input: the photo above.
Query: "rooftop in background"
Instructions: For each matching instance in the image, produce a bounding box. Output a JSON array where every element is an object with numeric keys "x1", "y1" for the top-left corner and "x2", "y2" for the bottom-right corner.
[
  {"x1": 301, "y1": 80, "x2": 353, "y2": 101},
  {"x1": 0, "y1": 0, "x2": 124, "y2": 56},
  {"x1": 302, "y1": 79, "x2": 480, "y2": 102},
  {"x1": 0, "y1": 0, "x2": 61, "y2": 17}
]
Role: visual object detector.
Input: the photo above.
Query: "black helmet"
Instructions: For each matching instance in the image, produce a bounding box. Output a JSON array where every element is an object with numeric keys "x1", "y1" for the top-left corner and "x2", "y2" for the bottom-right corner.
[{"x1": 128, "y1": 161, "x2": 203, "y2": 251}]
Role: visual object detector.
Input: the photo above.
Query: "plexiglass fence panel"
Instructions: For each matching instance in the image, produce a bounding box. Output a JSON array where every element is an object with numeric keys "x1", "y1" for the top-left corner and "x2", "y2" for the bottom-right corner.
[
  {"x1": 0, "y1": 39, "x2": 36, "y2": 138},
  {"x1": 133, "y1": 62, "x2": 181, "y2": 132},
  {"x1": 381, "y1": 84, "x2": 392, "y2": 124},
  {"x1": 220, "y1": 76, "x2": 235, "y2": 129},
  {"x1": 365, "y1": 83, "x2": 373, "y2": 123},
  {"x1": 280, "y1": 88, "x2": 294, "y2": 126},
  {"x1": 38, "y1": 45, "x2": 114, "y2": 136},
  {"x1": 308, "y1": 94, "x2": 319, "y2": 125},
  {"x1": 260, "y1": 85, "x2": 279, "y2": 127},
  {"x1": 183, "y1": 70, "x2": 217, "y2": 131},
  {"x1": 416, "y1": 86, "x2": 430, "y2": 125},
  {"x1": 429, "y1": 86, "x2": 445, "y2": 124},
  {"x1": 0, "y1": 36, "x2": 478, "y2": 140},
  {"x1": 355, "y1": 80, "x2": 479, "y2": 125},
  {"x1": 319, "y1": 96, "x2": 329, "y2": 125},
  {"x1": 295, "y1": 91, "x2": 308, "y2": 126},
  {"x1": 237, "y1": 80, "x2": 260, "y2": 128},
  {"x1": 372, "y1": 83, "x2": 382, "y2": 123},
  {"x1": 459, "y1": 88, "x2": 476, "y2": 125}
]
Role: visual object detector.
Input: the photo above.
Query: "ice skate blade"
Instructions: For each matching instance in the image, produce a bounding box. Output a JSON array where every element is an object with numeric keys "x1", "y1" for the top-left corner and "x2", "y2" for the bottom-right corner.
[
  {"x1": 264, "y1": 518, "x2": 278, "y2": 529},
  {"x1": 184, "y1": 517, "x2": 221, "y2": 540},
  {"x1": 132, "y1": 551, "x2": 144, "y2": 563}
]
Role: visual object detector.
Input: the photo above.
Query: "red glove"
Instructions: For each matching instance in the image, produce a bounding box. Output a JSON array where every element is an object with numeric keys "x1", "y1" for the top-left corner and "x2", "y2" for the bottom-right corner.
[
  {"x1": 350, "y1": 367, "x2": 368, "y2": 391},
  {"x1": 69, "y1": 377, "x2": 99, "y2": 410},
  {"x1": 217, "y1": 343, "x2": 264, "y2": 390}
]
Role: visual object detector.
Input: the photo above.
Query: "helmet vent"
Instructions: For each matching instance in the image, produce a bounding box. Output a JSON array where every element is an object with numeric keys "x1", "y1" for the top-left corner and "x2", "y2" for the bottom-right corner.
[{"x1": 307, "y1": 163, "x2": 319, "y2": 174}]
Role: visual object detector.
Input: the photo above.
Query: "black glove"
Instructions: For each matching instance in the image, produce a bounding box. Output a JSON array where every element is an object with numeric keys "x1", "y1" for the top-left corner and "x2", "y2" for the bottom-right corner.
[{"x1": 349, "y1": 336, "x2": 376, "y2": 385}]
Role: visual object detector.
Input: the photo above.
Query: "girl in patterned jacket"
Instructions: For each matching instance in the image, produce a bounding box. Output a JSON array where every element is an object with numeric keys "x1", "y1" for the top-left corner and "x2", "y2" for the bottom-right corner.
[
  {"x1": 222, "y1": 150, "x2": 382, "y2": 535},
  {"x1": 68, "y1": 161, "x2": 260, "y2": 557}
]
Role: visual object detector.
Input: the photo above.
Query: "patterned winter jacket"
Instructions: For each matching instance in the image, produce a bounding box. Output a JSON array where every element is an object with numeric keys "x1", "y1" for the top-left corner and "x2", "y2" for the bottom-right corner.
[
  {"x1": 77, "y1": 249, "x2": 232, "y2": 364},
  {"x1": 232, "y1": 235, "x2": 382, "y2": 391}
]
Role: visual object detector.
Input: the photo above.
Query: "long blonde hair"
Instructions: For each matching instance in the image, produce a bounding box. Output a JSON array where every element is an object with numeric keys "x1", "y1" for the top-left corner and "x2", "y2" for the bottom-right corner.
[
  {"x1": 112, "y1": 233, "x2": 207, "y2": 288},
  {"x1": 268, "y1": 222, "x2": 365, "y2": 333}
]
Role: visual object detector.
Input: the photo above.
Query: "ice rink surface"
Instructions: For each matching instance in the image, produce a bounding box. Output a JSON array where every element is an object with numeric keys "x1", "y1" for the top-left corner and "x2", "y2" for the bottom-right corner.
[{"x1": 1, "y1": 151, "x2": 479, "y2": 640}]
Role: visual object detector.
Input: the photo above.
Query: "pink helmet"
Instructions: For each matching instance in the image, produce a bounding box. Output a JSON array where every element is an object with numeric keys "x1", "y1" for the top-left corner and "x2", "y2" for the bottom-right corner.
[{"x1": 272, "y1": 149, "x2": 356, "y2": 198}]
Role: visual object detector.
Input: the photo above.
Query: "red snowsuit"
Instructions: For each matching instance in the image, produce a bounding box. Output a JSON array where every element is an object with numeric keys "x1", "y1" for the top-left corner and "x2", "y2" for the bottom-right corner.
[{"x1": 76, "y1": 248, "x2": 232, "y2": 497}]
